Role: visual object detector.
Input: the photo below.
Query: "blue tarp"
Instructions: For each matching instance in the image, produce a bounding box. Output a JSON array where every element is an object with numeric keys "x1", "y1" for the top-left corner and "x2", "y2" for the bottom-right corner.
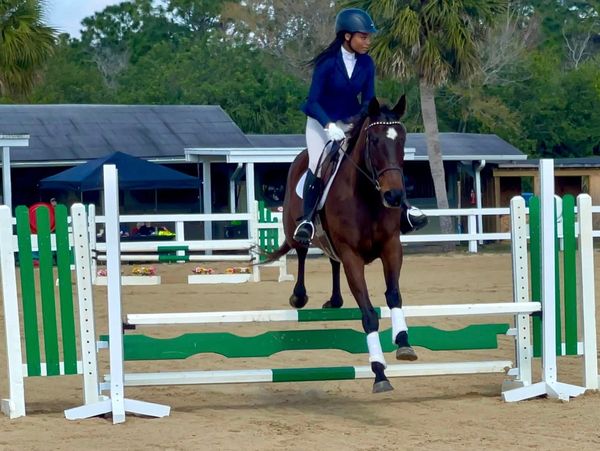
[{"x1": 39, "y1": 151, "x2": 200, "y2": 191}]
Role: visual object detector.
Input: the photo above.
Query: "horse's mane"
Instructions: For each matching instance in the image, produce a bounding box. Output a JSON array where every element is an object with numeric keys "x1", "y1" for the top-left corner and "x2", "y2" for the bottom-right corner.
[{"x1": 346, "y1": 104, "x2": 402, "y2": 154}]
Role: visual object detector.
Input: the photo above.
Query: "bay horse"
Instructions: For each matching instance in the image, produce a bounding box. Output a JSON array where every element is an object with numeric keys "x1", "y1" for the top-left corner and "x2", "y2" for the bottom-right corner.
[{"x1": 264, "y1": 96, "x2": 416, "y2": 393}]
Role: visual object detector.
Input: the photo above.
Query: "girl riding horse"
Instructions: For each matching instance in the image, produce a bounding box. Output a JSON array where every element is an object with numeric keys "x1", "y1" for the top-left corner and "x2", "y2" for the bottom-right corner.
[{"x1": 294, "y1": 8, "x2": 427, "y2": 246}]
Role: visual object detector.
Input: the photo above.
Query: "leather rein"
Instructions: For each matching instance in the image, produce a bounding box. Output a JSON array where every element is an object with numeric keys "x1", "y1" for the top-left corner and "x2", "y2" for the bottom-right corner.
[{"x1": 342, "y1": 119, "x2": 405, "y2": 192}]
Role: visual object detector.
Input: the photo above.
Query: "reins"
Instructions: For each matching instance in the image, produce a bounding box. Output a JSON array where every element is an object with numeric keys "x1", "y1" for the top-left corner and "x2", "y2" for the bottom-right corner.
[{"x1": 339, "y1": 119, "x2": 405, "y2": 191}]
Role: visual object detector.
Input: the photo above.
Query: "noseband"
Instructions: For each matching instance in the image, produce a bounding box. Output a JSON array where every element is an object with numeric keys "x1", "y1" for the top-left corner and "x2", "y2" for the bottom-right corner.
[{"x1": 345, "y1": 120, "x2": 405, "y2": 191}]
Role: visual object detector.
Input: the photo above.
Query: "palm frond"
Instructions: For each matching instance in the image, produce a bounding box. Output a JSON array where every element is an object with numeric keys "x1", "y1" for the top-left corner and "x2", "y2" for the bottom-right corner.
[
  {"x1": 342, "y1": 0, "x2": 507, "y2": 86},
  {"x1": 0, "y1": 0, "x2": 57, "y2": 96}
]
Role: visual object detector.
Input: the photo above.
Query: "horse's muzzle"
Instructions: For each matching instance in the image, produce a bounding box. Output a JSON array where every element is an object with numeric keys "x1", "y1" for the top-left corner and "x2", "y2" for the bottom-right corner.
[{"x1": 383, "y1": 189, "x2": 404, "y2": 208}]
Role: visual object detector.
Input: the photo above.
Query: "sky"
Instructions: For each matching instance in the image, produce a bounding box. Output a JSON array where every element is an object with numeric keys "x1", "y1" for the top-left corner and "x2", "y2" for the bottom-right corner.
[{"x1": 45, "y1": 0, "x2": 126, "y2": 37}]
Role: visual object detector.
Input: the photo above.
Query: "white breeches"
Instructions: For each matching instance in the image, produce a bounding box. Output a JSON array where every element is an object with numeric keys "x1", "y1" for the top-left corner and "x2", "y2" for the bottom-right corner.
[{"x1": 305, "y1": 117, "x2": 348, "y2": 175}]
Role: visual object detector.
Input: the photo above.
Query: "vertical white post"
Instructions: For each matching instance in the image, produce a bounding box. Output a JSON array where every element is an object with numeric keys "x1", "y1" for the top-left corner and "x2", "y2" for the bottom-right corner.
[
  {"x1": 503, "y1": 159, "x2": 585, "y2": 402},
  {"x1": 539, "y1": 159, "x2": 558, "y2": 385},
  {"x1": 467, "y1": 214, "x2": 477, "y2": 253},
  {"x1": 70, "y1": 204, "x2": 101, "y2": 405},
  {"x1": 2, "y1": 147, "x2": 12, "y2": 210},
  {"x1": 175, "y1": 221, "x2": 185, "y2": 260},
  {"x1": 202, "y1": 162, "x2": 212, "y2": 244},
  {"x1": 576, "y1": 194, "x2": 598, "y2": 389},
  {"x1": 475, "y1": 160, "x2": 485, "y2": 245},
  {"x1": 0, "y1": 206, "x2": 26, "y2": 418},
  {"x1": 245, "y1": 163, "x2": 256, "y2": 221},
  {"x1": 509, "y1": 196, "x2": 532, "y2": 387},
  {"x1": 65, "y1": 165, "x2": 170, "y2": 423},
  {"x1": 245, "y1": 164, "x2": 260, "y2": 282},
  {"x1": 229, "y1": 179, "x2": 236, "y2": 213},
  {"x1": 103, "y1": 165, "x2": 126, "y2": 422},
  {"x1": 88, "y1": 204, "x2": 98, "y2": 283}
]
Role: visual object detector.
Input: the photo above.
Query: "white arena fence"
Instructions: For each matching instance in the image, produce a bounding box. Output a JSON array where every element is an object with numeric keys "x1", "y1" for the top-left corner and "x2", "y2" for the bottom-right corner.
[{"x1": 1, "y1": 160, "x2": 599, "y2": 423}]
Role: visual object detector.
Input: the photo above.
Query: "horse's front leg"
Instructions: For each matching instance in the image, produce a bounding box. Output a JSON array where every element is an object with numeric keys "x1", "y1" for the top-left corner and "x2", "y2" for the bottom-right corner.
[
  {"x1": 322, "y1": 258, "x2": 344, "y2": 309},
  {"x1": 340, "y1": 251, "x2": 392, "y2": 393},
  {"x1": 289, "y1": 246, "x2": 309, "y2": 308},
  {"x1": 381, "y1": 239, "x2": 417, "y2": 361}
]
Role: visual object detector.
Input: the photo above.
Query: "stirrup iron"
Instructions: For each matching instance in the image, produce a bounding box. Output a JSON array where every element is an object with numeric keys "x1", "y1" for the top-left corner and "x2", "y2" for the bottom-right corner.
[{"x1": 293, "y1": 220, "x2": 315, "y2": 241}]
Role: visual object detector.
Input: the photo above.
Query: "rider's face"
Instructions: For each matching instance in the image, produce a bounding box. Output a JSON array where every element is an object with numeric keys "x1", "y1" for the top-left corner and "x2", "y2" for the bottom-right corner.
[{"x1": 345, "y1": 32, "x2": 371, "y2": 54}]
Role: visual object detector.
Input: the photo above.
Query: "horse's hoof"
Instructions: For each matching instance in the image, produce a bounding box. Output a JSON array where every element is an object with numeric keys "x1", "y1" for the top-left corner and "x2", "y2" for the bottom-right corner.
[
  {"x1": 322, "y1": 300, "x2": 343, "y2": 309},
  {"x1": 396, "y1": 346, "x2": 418, "y2": 361},
  {"x1": 372, "y1": 380, "x2": 394, "y2": 393},
  {"x1": 289, "y1": 294, "x2": 308, "y2": 309}
]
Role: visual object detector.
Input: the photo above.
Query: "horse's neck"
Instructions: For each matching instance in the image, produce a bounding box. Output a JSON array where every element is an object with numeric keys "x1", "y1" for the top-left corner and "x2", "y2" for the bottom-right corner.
[{"x1": 336, "y1": 129, "x2": 381, "y2": 207}]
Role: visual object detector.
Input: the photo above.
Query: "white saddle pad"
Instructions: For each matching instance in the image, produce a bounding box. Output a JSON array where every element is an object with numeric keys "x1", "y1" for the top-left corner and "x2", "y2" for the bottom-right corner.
[{"x1": 295, "y1": 146, "x2": 345, "y2": 210}]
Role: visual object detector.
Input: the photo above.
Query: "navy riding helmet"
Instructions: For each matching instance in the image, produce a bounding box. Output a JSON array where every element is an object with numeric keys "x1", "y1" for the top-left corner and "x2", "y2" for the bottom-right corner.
[{"x1": 335, "y1": 8, "x2": 377, "y2": 34}]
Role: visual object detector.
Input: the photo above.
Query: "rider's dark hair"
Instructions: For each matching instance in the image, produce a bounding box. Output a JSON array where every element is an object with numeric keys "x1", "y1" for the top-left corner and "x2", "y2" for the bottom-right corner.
[{"x1": 307, "y1": 32, "x2": 346, "y2": 67}]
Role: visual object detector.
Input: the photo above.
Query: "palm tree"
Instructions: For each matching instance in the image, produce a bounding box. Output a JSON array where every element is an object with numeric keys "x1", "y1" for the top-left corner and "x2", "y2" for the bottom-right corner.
[
  {"x1": 0, "y1": 0, "x2": 57, "y2": 99},
  {"x1": 344, "y1": 0, "x2": 506, "y2": 235}
]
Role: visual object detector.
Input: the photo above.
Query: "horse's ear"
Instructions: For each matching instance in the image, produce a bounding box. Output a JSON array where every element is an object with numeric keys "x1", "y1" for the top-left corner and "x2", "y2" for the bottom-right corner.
[
  {"x1": 368, "y1": 97, "x2": 380, "y2": 117},
  {"x1": 392, "y1": 95, "x2": 406, "y2": 118}
]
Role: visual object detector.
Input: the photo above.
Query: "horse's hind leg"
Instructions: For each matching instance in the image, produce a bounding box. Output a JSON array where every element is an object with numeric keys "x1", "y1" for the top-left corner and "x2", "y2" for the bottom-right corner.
[
  {"x1": 381, "y1": 241, "x2": 417, "y2": 361},
  {"x1": 340, "y1": 253, "x2": 392, "y2": 393},
  {"x1": 322, "y1": 258, "x2": 344, "y2": 309},
  {"x1": 289, "y1": 246, "x2": 309, "y2": 308}
]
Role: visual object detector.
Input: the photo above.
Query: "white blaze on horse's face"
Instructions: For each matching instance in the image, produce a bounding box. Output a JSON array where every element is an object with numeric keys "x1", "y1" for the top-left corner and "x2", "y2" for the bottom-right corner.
[{"x1": 386, "y1": 127, "x2": 398, "y2": 141}]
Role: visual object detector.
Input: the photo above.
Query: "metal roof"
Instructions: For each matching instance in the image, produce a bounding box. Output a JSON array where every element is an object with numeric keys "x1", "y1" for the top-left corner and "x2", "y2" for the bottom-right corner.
[
  {"x1": 0, "y1": 104, "x2": 251, "y2": 166},
  {"x1": 498, "y1": 157, "x2": 600, "y2": 168},
  {"x1": 186, "y1": 132, "x2": 527, "y2": 164},
  {"x1": 406, "y1": 132, "x2": 526, "y2": 161},
  {"x1": 0, "y1": 105, "x2": 527, "y2": 166},
  {"x1": 247, "y1": 133, "x2": 527, "y2": 160}
]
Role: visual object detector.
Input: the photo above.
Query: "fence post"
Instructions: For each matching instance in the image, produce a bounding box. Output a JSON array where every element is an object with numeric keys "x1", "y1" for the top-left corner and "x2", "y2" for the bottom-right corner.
[
  {"x1": 577, "y1": 194, "x2": 598, "y2": 389},
  {"x1": 0, "y1": 206, "x2": 26, "y2": 418},
  {"x1": 468, "y1": 214, "x2": 477, "y2": 253}
]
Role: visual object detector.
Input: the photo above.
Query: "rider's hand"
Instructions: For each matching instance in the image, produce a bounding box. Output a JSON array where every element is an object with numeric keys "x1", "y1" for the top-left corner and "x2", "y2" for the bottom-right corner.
[{"x1": 325, "y1": 123, "x2": 345, "y2": 142}]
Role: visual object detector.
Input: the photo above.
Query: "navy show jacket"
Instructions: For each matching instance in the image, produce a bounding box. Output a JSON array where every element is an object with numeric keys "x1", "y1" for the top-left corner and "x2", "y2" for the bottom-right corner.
[{"x1": 301, "y1": 49, "x2": 375, "y2": 127}]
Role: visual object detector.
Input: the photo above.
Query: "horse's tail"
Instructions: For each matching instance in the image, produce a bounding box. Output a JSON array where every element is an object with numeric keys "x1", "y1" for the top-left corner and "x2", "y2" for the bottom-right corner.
[{"x1": 253, "y1": 241, "x2": 292, "y2": 266}]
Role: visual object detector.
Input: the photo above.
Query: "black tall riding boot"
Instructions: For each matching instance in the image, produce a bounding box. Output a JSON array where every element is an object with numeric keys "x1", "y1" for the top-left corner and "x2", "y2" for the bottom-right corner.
[
  {"x1": 400, "y1": 201, "x2": 428, "y2": 235},
  {"x1": 293, "y1": 170, "x2": 323, "y2": 247}
]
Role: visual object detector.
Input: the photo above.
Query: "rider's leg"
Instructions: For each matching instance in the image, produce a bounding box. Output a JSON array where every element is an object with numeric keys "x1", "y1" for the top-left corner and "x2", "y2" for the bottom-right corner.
[
  {"x1": 400, "y1": 200, "x2": 428, "y2": 235},
  {"x1": 293, "y1": 170, "x2": 323, "y2": 246},
  {"x1": 293, "y1": 117, "x2": 329, "y2": 246}
]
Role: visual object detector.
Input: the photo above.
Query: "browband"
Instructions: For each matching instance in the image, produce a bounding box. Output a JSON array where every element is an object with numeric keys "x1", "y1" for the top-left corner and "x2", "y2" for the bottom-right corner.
[{"x1": 365, "y1": 120, "x2": 404, "y2": 130}]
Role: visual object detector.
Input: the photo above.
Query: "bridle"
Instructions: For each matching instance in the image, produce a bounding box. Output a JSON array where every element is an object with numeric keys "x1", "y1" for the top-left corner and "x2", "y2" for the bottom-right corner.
[{"x1": 343, "y1": 119, "x2": 405, "y2": 191}]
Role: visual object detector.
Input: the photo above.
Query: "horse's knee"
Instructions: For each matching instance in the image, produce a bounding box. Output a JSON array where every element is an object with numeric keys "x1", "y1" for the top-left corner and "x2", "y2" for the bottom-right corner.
[{"x1": 361, "y1": 306, "x2": 379, "y2": 333}]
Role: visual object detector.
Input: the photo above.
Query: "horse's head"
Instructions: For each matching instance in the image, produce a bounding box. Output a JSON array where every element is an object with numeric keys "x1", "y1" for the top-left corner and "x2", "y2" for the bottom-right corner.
[{"x1": 351, "y1": 96, "x2": 407, "y2": 208}]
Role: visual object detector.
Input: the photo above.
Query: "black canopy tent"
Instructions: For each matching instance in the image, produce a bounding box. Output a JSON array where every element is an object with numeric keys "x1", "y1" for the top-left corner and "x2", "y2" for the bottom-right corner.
[
  {"x1": 39, "y1": 151, "x2": 200, "y2": 191},
  {"x1": 39, "y1": 151, "x2": 201, "y2": 213}
]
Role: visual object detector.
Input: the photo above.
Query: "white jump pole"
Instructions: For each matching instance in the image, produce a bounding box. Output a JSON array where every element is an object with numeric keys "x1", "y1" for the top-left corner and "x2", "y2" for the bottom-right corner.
[
  {"x1": 65, "y1": 165, "x2": 170, "y2": 423},
  {"x1": 503, "y1": 159, "x2": 585, "y2": 402}
]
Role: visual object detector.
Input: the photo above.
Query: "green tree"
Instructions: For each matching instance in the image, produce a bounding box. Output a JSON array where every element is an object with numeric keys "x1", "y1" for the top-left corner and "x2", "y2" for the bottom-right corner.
[
  {"x1": 166, "y1": 0, "x2": 230, "y2": 33},
  {"x1": 115, "y1": 38, "x2": 307, "y2": 133},
  {"x1": 222, "y1": 0, "x2": 337, "y2": 80},
  {"x1": 79, "y1": 0, "x2": 181, "y2": 90},
  {"x1": 30, "y1": 34, "x2": 111, "y2": 103},
  {"x1": 436, "y1": 3, "x2": 537, "y2": 148},
  {"x1": 0, "y1": 0, "x2": 56, "y2": 100},
  {"x1": 345, "y1": 0, "x2": 506, "y2": 235}
]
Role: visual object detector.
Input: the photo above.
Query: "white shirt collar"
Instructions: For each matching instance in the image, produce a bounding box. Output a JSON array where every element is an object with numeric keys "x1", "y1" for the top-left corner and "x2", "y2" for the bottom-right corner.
[
  {"x1": 341, "y1": 46, "x2": 356, "y2": 62},
  {"x1": 340, "y1": 46, "x2": 356, "y2": 78}
]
